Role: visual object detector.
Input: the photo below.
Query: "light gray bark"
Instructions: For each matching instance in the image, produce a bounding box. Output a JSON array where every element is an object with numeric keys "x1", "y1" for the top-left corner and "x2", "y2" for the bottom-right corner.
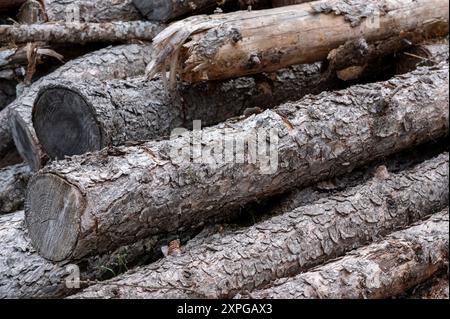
[
  {"x1": 25, "y1": 63, "x2": 449, "y2": 263},
  {"x1": 7, "y1": 43, "x2": 154, "y2": 171},
  {"x1": 70, "y1": 154, "x2": 449, "y2": 299},
  {"x1": 0, "y1": 163, "x2": 30, "y2": 214},
  {"x1": 239, "y1": 210, "x2": 449, "y2": 299},
  {"x1": 0, "y1": 210, "x2": 170, "y2": 299},
  {"x1": 43, "y1": 0, "x2": 143, "y2": 22},
  {"x1": 0, "y1": 21, "x2": 163, "y2": 45},
  {"x1": 32, "y1": 41, "x2": 448, "y2": 163}
]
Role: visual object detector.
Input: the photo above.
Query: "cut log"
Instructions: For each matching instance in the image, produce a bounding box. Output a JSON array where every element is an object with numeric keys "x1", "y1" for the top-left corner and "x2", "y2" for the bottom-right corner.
[
  {"x1": 0, "y1": 210, "x2": 177, "y2": 298},
  {"x1": 17, "y1": 0, "x2": 46, "y2": 24},
  {"x1": 25, "y1": 63, "x2": 450, "y2": 263},
  {"x1": 0, "y1": 21, "x2": 163, "y2": 45},
  {"x1": 43, "y1": 0, "x2": 143, "y2": 23},
  {"x1": 6, "y1": 43, "x2": 154, "y2": 171},
  {"x1": 0, "y1": 0, "x2": 25, "y2": 10},
  {"x1": 132, "y1": 0, "x2": 230, "y2": 22},
  {"x1": 0, "y1": 163, "x2": 30, "y2": 214},
  {"x1": 240, "y1": 211, "x2": 449, "y2": 299},
  {"x1": 31, "y1": 40, "x2": 449, "y2": 166},
  {"x1": 32, "y1": 62, "x2": 335, "y2": 161},
  {"x1": 70, "y1": 154, "x2": 449, "y2": 299},
  {"x1": 145, "y1": 0, "x2": 449, "y2": 83}
]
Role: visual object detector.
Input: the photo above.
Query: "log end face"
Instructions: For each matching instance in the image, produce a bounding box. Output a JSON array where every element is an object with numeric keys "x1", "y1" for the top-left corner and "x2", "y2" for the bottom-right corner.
[
  {"x1": 132, "y1": 0, "x2": 173, "y2": 22},
  {"x1": 25, "y1": 174, "x2": 84, "y2": 262},
  {"x1": 33, "y1": 87, "x2": 102, "y2": 161}
]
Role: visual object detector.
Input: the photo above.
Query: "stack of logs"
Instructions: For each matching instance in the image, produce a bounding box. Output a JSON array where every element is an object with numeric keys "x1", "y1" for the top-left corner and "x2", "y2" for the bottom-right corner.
[{"x1": 0, "y1": 0, "x2": 449, "y2": 299}]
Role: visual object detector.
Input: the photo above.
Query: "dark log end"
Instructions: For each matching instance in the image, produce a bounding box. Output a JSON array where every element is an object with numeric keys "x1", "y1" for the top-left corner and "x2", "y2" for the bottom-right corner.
[
  {"x1": 10, "y1": 111, "x2": 42, "y2": 172},
  {"x1": 25, "y1": 173, "x2": 84, "y2": 262},
  {"x1": 132, "y1": 0, "x2": 173, "y2": 22},
  {"x1": 33, "y1": 87, "x2": 103, "y2": 161}
]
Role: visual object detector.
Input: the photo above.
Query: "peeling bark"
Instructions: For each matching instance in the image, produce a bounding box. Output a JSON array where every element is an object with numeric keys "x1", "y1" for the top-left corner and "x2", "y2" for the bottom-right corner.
[
  {"x1": 7, "y1": 43, "x2": 154, "y2": 171},
  {"x1": 25, "y1": 64, "x2": 449, "y2": 263},
  {"x1": 0, "y1": 21, "x2": 163, "y2": 45},
  {"x1": 0, "y1": 211, "x2": 166, "y2": 299},
  {"x1": 43, "y1": 0, "x2": 143, "y2": 23},
  {"x1": 0, "y1": 163, "x2": 30, "y2": 214},
  {"x1": 240, "y1": 211, "x2": 449, "y2": 299},
  {"x1": 70, "y1": 154, "x2": 449, "y2": 299},
  {"x1": 145, "y1": 0, "x2": 449, "y2": 83}
]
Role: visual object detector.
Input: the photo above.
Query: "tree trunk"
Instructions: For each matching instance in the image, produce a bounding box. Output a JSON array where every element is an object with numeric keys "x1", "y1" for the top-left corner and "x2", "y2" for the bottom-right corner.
[
  {"x1": 0, "y1": 163, "x2": 30, "y2": 214},
  {"x1": 32, "y1": 62, "x2": 334, "y2": 161},
  {"x1": 240, "y1": 211, "x2": 449, "y2": 299},
  {"x1": 0, "y1": 0, "x2": 25, "y2": 9},
  {"x1": 0, "y1": 21, "x2": 163, "y2": 45},
  {"x1": 31, "y1": 39, "x2": 449, "y2": 165},
  {"x1": 145, "y1": 0, "x2": 449, "y2": 83},
  {"x1": 43, "y1": 0, "x2": 143, "y2": 23},
  {"x1": 1, "y1": 145, "x2": 440, "y2": 299},
  {"x1": 70, "y1": 154, "x2": 449, "y2": 299},
  {"x1": 0, "y1": 210, "x2": 176, "y2": 298},
  {"x1": 6, "y1": 43, "x2": 153, "y2": 171},
  {"x1": 25, "y1": 63, "x2": 449, "y2": 263}
]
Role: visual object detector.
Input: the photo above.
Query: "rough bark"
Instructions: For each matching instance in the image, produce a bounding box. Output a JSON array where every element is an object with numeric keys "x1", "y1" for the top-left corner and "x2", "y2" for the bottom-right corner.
[
  {"x1": 0, "y1": 163, "x2": 30, "y2": 214},
  {"x1": 43, "y1": 0, "x2": 143, "y2": 23},
  {"x1": 0, "y1": 21, "x2": 163, "y2": 45},
  {"x1": 132, "y1": 0, "x2": 233, "y2": 22},
  {"x1": 70, "y1": 154, "x2": 449, "y2": 299},
  {"x1": 0, "y1": 210, "x2": 174, "y2": 299},
  {"x1": 7, "y1": 43, "x2": 154, "y2": 171},
  {"x1": 239, "y1": 211, "x2": 449, "y2": 299},
  {"x1": 31, "y1": 40, "x2": 449, "y2": 165},
  {"x1": 32, "y1": 62, "x2": 336, "y2": 160},
  {"x1": 25, "y1": 63, "x2": 450, "y2": 263},
  {"x1": 146, "y1": 0, "x2": 449, "y2": 83},
  {"x1": 3, "y1": 146, "x2": 441, "y2": 299},
  {"x1": 0, "y1": 0, "x2": 25, "y2": 10}
]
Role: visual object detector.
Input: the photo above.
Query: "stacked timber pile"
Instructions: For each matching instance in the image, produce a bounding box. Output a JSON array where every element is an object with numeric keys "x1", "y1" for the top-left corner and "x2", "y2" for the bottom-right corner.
[{"x1": 0, "y1": 0, "x2": 448, "y2": 299}]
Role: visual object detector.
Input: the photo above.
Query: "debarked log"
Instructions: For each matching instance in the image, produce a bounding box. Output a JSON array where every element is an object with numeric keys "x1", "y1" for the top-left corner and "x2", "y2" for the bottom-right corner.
[
  {"x1": 0, "y1": 163, "x2": 30, "y2": 214},
  {"x1": 70, "y1": 154, "x2": 449, "y2": 299},
  {"x1": 0, "y1": 21, "x2": 163, "y2": 45},
  {"x1": 145, "y1": 0, "x2": 449, "y2": 83},
  {"x1": 241, "y1": 210, "x2": 449, "y2": 299},
  {"x1": 7, "y1": 43, "x2": 154, "y2": 171},
  {"x1": 25, "y1": 63, "x2": 450, "y2": 263}
]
